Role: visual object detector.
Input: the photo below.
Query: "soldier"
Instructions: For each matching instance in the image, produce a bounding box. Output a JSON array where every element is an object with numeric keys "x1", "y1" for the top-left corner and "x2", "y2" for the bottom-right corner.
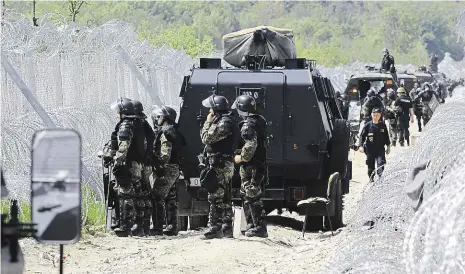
[
  {"x1": 338, "y1": 94, "x2": 349, "y2": 120},
  {"x1": 363, "y1": 88, "x2": 384, "y2": 122},
  {"x1": 231, "y1": 95, "x2": 268, "y2": 238},
  {"x1": 411, "y1": 88, "x2": 424, "y2": 132},
  {"x1": 384, "y1": 88, "x2": 398, "y2": 146},
  {"x1": 132, "y1": 100, "x2": 155, "y2": 236},
  {"x1": 381, "y1": 48, "x2": 395, "y2": 73},
  {"x1": 110, "y1": 97, "x2": 145, "y2": 237},
  {"x1": 418, "y1": 84, "x2": 435, "y2": 126},
  {"x1": 394, "y1": 87, "x2": 414, "y2": 146},
  {"x1": 200, "y1": 94, "x2": 238, "y2": 239},
  {"x1": 430, "y1": 54, "x2": 439, "y2": 72},
  {"x1": 358, "y1": 108, "x2": 391, "y2": 182},
  {"x1": 150, "y1": 106, "x2": 184, "y2": 236}
]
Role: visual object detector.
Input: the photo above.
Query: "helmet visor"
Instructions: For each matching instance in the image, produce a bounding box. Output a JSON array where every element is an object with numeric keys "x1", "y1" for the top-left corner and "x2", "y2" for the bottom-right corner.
[
  {"x1": 110, "y1": 100, "x2": 121, "y2": 113},
  {"x1": 236, "y1": 108, "x2": 250, "y2": 117},
  {"x1": 202, "y1": 96, "x2": 213, "y2": 108}
]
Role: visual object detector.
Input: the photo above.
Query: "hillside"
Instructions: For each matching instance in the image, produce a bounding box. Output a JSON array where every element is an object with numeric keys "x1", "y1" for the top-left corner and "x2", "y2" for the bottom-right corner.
[{"x1": 5, "y1": 1, "x2": 465, "y2": 66}]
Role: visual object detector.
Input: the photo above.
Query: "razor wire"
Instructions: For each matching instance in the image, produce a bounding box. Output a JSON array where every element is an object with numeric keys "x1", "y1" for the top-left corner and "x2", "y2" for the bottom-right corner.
[{"x1": 0, "y1": 13, "x2": 197, "y2": 224}]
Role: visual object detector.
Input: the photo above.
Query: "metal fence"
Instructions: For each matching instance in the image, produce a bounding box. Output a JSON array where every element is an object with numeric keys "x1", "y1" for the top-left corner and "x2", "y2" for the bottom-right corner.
[{"x1": 1, "y1": 12, "x2": 196, "y2": 204}]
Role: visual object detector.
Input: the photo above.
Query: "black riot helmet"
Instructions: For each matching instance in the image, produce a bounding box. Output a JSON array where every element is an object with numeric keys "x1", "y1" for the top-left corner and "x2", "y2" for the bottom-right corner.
[
  {"x1": 382, "y1": 48, "x2": 389, "y2": 56},
  {"x1": 110, "y1": 97, "x2": 135, "y2": 117},
  {"x1": 151, "y1": 105, "x2": 177, "y2": 125},
  {"x1": 340, "y1": 94, "x2": 348, "y2": 101},
  {"x1": 367, "y1": 89, "x2": 376, "y2": 97},
  {"x1": 201, "y1": 94, "x2": 229, "y2": 113},
  {"x1": 232, "y1": 95, "x2": 257, "y2": 117},
  {"x1": 132, "y1": 100, "x2": 147, "y2": 119}
]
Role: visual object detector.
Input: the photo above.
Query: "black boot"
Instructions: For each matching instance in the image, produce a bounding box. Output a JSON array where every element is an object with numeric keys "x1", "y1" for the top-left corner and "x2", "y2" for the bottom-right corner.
[
  {"x1": 163, "y1": 200, "x2": 178, "y2": 236},
  {"x1": 131, "y1": 216, "x2": 145, "y2": 237},
  {"x1": 150, "y1": 200, "x2": 164, "y2": 236},
  {"x1": 245, "y1": 200, "x2": 268, "y2": 238},
  {"x1": 110, "y1": 198, "x2": 120, "y2": 230},
  {"x1": 143, "y1": 219, "x2": 151, "y2": 236},
  {"x1": 202, "y1": 201, "x2": 223, "y2": 239},
  {"x1": 241, "y1": 202, "x2": 254, "y2": 236},
  {"x1": 114, "y1": 198, "x2": 131, "y2": 237}
]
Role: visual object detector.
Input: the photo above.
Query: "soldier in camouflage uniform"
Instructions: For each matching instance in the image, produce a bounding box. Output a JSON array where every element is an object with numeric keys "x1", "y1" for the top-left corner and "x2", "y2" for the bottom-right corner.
[
  {"x1": 109, "y1": 98, "x2": 146, "y2": 237},
  {"x1": 384, "y1": 88, "x2": 398, "y2": 146},
  {"x1": 232, "y1": 95, "x2": 268, "y2": 238},
  {"x1": 132, "y1": 100, "x2": 155, "y2": 236},
  {"x1": 200, "y1": 95, "x2": 238, "y2": 239},
  {"x1": 150, "y1": 106, "x2": 184, "y2": 236}
]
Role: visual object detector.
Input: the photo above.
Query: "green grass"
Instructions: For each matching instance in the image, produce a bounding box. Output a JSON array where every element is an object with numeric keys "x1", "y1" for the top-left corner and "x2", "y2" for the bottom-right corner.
[{"x1": 1, "y1": 185, "x2": 107, "y2": 235}]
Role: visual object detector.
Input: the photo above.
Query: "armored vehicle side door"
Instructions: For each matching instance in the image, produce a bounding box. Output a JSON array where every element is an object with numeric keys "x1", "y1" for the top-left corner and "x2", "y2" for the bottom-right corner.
[{"x1": 216, "y1": 71, "x2": 286, "y2": 164}]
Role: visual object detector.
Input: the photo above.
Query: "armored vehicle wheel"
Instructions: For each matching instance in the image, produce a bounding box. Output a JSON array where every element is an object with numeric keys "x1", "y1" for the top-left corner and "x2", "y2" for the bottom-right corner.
[
  {"x1": 189, "y1": 215, "x2": 209, "y2": 230},
  {"x1": 305, "y1": 216, "x2": 323, "y2": 231},
  {"x1": 325, "y1": 176, "x2": 343, "y2": 229},
  {"x1": 177, "y1": 216, "x2": 188, "y2": 231},
  {"x1": 330, "y1": 119, "x2": 350, "y2": 178}
]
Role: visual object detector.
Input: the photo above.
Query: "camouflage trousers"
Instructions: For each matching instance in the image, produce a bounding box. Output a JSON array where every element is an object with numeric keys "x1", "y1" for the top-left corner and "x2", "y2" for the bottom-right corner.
[
  {"x1": 152, "y1": 164, "x2": 180, "y2": 230},
  {"x1": 240, "y1": 164, "x2": 266, "y2": 228},
  {"x1": 208, "y1": 160, "x2": 234, "y2": 229},
  {"x1": 388, "y1": 119, "x2": 398, "y2": 145}
]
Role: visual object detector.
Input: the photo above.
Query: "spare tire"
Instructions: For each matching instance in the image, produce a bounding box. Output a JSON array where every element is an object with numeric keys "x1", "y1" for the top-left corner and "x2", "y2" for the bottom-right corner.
[{"x1": 329, "y1": 119, "x2": 350, "y2": 178}]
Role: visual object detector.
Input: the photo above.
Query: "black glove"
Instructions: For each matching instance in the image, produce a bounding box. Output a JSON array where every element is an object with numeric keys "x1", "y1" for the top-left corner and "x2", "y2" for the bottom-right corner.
[{"x1": 154, "y1": 166, "x2": 165, "y2": 177}]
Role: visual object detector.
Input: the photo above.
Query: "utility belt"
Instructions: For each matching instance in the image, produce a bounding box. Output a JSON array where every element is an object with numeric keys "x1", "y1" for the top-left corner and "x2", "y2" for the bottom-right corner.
[{"x1": 206, "y1": 153, "x2": 233, "y2": 168}]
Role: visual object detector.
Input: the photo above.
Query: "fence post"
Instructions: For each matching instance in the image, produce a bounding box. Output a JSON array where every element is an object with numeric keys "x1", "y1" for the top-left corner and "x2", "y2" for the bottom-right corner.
[
  {"x1": 1, "y1": 52, "x2": 103, "y2": 200},
  {"x1": 115, "y1": 45, "x2": 163, "y2": 106}
]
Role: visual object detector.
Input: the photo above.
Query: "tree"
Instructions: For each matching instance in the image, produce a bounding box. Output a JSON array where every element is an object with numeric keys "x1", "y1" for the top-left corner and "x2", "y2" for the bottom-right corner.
[
  {"x1": 68, "y1": 0, "x2": 84, "y2": 23},
  {"x1": 32, "y1": 0, "x2": 38, "y2": 26}
]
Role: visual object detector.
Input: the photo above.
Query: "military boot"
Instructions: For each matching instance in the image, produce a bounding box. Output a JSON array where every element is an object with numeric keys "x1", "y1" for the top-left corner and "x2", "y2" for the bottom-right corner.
[
  {"x1": 114, "y1": 198, "x2": 131, "y2": 237},
  {"x1": 110, "y1": 202, "x2": 120, "y2": 230},
  {"x1": 163, "y1": 198, "x2": 178, "y2": 236},
  {"x1": 222, "y1": 222, "x2": 233, "y2": 238},
  {"x1": 202, "y1": 202, "x2": 224, "y2": 239},
  {"x1": 241, "y1": 202, "x2": 254, "y2": 236},
  {"x1": 150, "y1": 200, "x2": 164, "y2": 236},
  {"x1": 131, "y1": 216, "x2": 146, "y2": 237},
  {"x1": 245, "y1": 201, "x2": 268, "y2": 238},
  {"x1": 391, "y1": 141, "x2": 396, "y2": 147},
  {"x1": 143, "y1": 219, "x2": 151, "y2": 236}
]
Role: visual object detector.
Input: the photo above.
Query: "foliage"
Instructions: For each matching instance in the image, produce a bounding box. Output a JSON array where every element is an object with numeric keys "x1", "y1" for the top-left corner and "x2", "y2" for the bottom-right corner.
[{"x1": 6, "y1": 1, "x2": 464, "y2": 66}]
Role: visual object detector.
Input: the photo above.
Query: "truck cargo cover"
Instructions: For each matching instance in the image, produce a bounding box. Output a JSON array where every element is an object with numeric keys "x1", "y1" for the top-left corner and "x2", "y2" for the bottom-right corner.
[{"x1": 222, "y1": 26, "x2": 297, "y2": 68}]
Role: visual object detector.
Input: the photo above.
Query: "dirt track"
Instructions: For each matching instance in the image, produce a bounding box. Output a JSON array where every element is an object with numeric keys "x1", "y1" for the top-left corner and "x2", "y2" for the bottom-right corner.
[{"x1": 20, "y1": 138, "x2": 415, "y2": 274}]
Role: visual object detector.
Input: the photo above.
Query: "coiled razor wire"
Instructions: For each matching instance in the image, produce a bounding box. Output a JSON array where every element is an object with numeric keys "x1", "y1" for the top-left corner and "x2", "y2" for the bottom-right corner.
[{"x1": 322, "y1": 87, "x2": 465, "y2": 274}]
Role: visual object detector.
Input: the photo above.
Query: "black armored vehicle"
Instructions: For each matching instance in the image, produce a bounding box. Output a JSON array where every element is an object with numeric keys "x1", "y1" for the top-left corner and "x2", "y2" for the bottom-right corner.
[
  {"x1": 343, "y1": 67, "x2": 398, "y2": 146},
  {"x1": 176, "y1": 26, "x2": 351, "y2": 230}
]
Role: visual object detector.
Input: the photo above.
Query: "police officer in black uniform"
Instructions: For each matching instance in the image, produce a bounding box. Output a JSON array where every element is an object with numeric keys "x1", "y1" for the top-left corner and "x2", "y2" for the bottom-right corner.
[
  {"x1": 394, "y1": 87, "x2": 414, "y2": 146},
  {"x1": 232, "y1": 95, "x2": 268, "y2": 238},
  {"x1": 411, "y1": 88, "x2": 423, "y2": 132},
  {"x1": 132, "y1": 100, "x2": 155, "y2": 236},
  {"x1": 109, "y1": 97, "x2": 146, "y2": 237},
  {"x1": 358, "y1": 108, "x2": 391, "y2": 182}
]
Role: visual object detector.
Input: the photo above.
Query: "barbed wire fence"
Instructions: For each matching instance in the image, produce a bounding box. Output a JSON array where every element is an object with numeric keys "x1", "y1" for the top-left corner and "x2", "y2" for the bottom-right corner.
[
  {"x1": 320, "y1": 9, "x2": 465, "y2": 274},
  {"x1": 1, "y1": 12, "x2": 198, "y2": 223}
]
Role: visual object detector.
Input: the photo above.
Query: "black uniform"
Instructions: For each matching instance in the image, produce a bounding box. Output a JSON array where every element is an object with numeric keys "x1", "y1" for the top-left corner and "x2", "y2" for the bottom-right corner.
[
  {"x1": 411, "y1": 92, "x2": 423, "y2": 132},
  {"x1": 359, "y1": 121, "x2": 390, "y2": 180},
  {"x1": 381, "y1": 54, "x2": 395, "y2": 72},
  {"x1": 394, "y1": 95, "x2": 413, "y2": 146},
  {"x1": 418, "y1": 88, "x2": 434, "y2": 125}
]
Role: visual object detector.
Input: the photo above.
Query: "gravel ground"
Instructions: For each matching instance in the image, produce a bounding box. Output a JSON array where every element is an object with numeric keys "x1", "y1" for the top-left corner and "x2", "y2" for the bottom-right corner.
[{"x1": 20, "y1": 138, "x2": 415, "y2": 274}]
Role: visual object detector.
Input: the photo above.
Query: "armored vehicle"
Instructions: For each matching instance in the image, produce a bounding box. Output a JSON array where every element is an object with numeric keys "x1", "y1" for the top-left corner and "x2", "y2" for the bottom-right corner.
[
  {"x1": 177, "y1": 26, "x2": 351, "y2": 230},
  {"x1": 343, "y1": 67, "x2": 398, "y2": 146}
]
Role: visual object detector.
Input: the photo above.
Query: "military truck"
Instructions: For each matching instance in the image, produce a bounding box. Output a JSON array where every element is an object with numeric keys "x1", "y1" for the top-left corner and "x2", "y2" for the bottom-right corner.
[
  {"x1": 343, "y1": 67, "x2": 398, "y2": 147},
  {"x1": 176, "y1": 26, "x2": 351, "y2": 230}
]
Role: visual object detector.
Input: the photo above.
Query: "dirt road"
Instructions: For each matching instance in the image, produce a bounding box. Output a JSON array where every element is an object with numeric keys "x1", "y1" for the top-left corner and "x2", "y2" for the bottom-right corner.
[{"x1": 20, "y1": 141, "x2": 414, "y2": 274}]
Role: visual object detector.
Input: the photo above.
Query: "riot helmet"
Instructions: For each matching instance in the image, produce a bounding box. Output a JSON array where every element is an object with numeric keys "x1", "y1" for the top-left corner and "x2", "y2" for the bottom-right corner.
[
  {"x1": 382, "y1": 48, "x2": 389, "y2": 56},
  {"x1": 132, "y1": 100, "x2": 147, "y2": 119},
  {"x1": 151, "y1": 105, "x2": 177, "y2": 126},
  {"x1": 387, "y1": 88, "x2": 396, "y2": 99},
  {"x1": 340, "y1": 94, "x2": 348, "y2": 101},
  {"x1": 110, "y1": 97, "x2": 135, "y2": 117},
  {"x1": 201, "y1": 94, "x2": 229, "y2": 113},
  {"x1": 232, "y1": 95, "x2": 257, "y2": 117},
  {"x1": 367, "y1": 89, "x2": 376, "y2": 97},
  {"x1": 397, "y1": 87, "x2": 406, "y2": 95}
]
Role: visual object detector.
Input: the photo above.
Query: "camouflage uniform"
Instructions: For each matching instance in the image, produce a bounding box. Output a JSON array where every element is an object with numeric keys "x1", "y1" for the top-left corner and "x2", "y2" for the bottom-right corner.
[
  {"x1": 201, "y1": 116, "x2": 236, "y2": 238},
  {"x1": 112, "y1": 120, "x2": 141, "y2": 235},
  {"x1": 152, "y1": 130, "x2": 180, "y2": 235},
  {"x1": 163, "y1": 183, "x2": 178, "y2": 231},
  {"x1": 385, "y1": 97, "x2": 398, "y2": 146},
  {"x1": 238, "y1": 115, "x2": 268, "y2": 237}
]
